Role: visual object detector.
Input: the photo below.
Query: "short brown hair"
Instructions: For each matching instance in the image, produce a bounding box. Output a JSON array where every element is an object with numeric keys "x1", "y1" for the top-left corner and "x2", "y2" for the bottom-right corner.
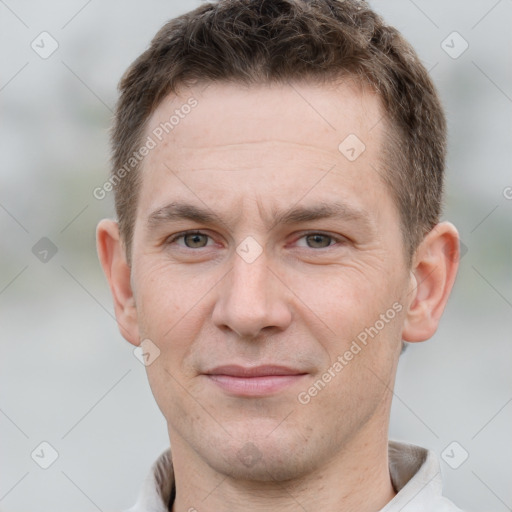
[{"x1": 111, "y1": 0, "x2": 446, "y2": 263}]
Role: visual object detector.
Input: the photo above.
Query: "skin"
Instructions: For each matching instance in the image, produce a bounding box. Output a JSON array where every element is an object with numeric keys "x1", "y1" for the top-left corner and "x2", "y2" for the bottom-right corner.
[{"x1": 97, "y1": 80, "x2": 459, "y2": 511}]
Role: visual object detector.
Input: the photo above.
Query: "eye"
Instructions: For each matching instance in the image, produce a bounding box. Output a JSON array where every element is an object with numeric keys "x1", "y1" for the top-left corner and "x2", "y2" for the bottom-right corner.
[
  {"x1": 296, "y1": 233, "x2": 339, "y2": 249},
  {"x1": 166, "y1": 231, "x2": 213, "y2": 248}
]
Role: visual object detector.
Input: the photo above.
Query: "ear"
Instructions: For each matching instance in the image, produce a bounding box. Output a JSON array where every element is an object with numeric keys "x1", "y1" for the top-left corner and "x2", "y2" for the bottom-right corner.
[
  {"x1": 96, "y1": 219, "x2": 140, "y2": 346},
  {"x1": 402, "y1": 222, "x2": 460, "y2": 343}
]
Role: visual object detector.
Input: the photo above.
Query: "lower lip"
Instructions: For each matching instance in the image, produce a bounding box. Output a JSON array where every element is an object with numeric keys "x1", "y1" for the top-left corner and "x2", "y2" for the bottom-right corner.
[{"x1": 206, "y1": 374, "x2": 306, "y2": 396}]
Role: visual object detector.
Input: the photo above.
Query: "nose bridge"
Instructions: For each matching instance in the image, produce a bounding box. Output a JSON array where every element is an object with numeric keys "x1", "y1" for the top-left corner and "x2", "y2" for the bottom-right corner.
[
  {"x1": 212, "y1": 247, "x2": 291, "y2": 337},
  {"x1": 231, "y1": 250, "x2": 270, "y2": 306}
]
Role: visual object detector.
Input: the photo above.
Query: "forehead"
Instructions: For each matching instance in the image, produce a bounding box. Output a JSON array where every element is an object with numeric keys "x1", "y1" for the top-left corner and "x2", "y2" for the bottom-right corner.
[
  {"x1": 147, "y1": 80, "x2": 382, "y2": 155},
  {"x1": 137, "y1": 80, "x2": 388, "y2": 220}
]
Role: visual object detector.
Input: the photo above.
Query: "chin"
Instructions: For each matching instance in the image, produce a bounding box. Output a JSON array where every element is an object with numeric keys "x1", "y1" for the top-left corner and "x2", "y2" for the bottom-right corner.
[{"x1": 202, "y1": 430, "x2": 317, "y2": 483}]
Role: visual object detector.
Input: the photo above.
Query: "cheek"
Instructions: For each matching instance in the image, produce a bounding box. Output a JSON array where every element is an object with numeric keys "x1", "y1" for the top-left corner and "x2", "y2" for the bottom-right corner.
[
  {"x1": 133, "y1": 261, "x2": 214, "y2": 365},
  {"x1": 135, "y1": 258, "x2": 202, "y2": 324},
  {"x1": 299, "y1": 304, "x2": 404, "y2": 433},
  {"x1": 288, "y1": 262, "x2": 399, "y2": 331},
  {"x1": 292, "y1": 266, "x2": 406, "y2": 388}
]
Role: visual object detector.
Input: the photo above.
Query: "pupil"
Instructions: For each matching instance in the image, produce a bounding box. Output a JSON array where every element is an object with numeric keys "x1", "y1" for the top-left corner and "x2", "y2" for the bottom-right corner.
[
  {"x1": 186, "y1": 234, "x2": 206, "y2": 247},
  {"x1": 308, "y1": 234, "x2": 329, "y2": 248}
]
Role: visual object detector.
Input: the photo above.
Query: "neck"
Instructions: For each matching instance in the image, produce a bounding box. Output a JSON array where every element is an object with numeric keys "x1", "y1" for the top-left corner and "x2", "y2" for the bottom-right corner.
[{"x1": 170, "y1": 417, "x2": 395, "y2": 512}]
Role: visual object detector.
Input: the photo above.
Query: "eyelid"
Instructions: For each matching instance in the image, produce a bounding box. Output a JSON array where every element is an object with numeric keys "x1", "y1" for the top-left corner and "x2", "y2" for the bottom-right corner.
[
  {"x1": 164, "y1": 230, "x2": 347, "y2": 249},
  {"x1": 165, "y1": 230, "x2": 216, "y2": 247},
  {"x1": 292, "y1": 231, "x2": 347, "y2": 248}
]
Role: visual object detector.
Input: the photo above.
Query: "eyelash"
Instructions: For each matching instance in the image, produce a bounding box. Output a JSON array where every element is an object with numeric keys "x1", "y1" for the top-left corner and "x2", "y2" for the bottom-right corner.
[
  {"x1": 165, "y1": 230, "x2": 345, "y2": 249},
  {"x1": 165, "y1": 230, "x2": 215, "y2": 247}
]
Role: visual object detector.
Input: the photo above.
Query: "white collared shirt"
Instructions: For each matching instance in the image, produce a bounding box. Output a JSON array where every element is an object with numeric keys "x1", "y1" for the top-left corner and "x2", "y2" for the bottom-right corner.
[{"x1": 125, "y1": 440, "x2": 463, "y2": 511}]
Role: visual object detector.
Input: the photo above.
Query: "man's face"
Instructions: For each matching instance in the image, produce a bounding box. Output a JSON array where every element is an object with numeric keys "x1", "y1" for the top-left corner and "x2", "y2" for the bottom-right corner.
[{"x1": 129, "y1": 81, "x2": 412, "y2": 480}]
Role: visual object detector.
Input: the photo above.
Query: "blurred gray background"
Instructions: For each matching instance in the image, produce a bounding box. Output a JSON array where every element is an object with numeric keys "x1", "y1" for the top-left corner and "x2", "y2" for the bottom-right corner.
[{"x1": 1, "y1": 0, "x2": 511, "y2": 510}]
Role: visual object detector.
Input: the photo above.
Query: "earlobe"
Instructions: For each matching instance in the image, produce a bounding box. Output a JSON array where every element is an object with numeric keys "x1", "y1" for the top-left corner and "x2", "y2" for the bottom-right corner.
[
  {"x1": 96, "y1": 219, "x2": 140, "y2": 346},
  {"x1": 402, "y1": 222, "x2": 460, "y2": 343}
]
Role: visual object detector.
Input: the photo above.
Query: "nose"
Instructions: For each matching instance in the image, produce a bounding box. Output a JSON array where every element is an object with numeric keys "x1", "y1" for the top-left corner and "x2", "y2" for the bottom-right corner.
[{"x1": 211, "y1": 248, "x2": 292, "y2": 339}]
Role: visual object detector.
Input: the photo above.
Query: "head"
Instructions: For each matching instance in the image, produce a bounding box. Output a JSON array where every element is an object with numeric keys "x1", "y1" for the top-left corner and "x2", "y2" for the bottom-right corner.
[{"x1": 98, "y1": 0, "x2": 459, "y2": 484}]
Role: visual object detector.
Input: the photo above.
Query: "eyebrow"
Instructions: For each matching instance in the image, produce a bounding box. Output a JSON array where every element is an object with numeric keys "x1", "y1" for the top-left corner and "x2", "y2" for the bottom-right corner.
[
  {"x1": 146, "y1": 200, "x2": 372, "y2": 232},
  {"x1": 147, "y1": 202, "x2": 223, "y2": 228},
  {"x1": 271, "y1": 202, "x2": 371, "y2": 228}
]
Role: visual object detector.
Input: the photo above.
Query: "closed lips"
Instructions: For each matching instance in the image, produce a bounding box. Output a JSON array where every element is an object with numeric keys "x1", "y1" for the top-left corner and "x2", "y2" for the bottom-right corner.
[
  {"x1": 204, "y1": 365, "x2": 307, "y2": 377},
  {"x1": 204, "y1": 365, "x2": 308, "y2": 396}
]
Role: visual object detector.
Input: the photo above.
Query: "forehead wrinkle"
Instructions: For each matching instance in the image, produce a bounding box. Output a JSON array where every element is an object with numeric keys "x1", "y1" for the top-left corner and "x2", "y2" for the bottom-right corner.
[{"x1": 174, "y1": 139, "x2": 340, "y2": 155}]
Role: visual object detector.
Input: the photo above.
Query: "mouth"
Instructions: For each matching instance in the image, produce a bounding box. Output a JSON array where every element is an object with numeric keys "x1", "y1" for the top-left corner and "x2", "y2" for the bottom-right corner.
[{"x1": 203, "y1": 365, "x2": 308, "y2": 397}]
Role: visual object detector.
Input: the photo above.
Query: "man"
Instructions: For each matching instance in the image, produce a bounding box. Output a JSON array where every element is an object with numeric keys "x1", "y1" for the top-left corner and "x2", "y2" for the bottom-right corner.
[{"x1": 97, "y1": 0, "x2": 462, "y2": 510}]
